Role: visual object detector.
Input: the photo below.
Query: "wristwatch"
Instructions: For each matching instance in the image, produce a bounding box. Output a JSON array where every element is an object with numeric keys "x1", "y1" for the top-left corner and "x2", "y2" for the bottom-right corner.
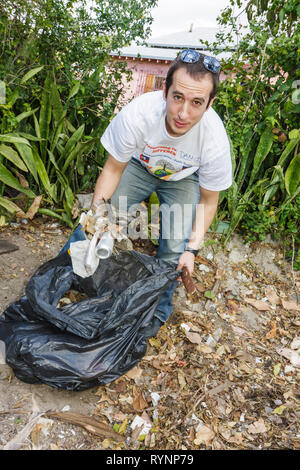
[{"x1": 184, "y1": 247, "x2": 199, "y2": 257}]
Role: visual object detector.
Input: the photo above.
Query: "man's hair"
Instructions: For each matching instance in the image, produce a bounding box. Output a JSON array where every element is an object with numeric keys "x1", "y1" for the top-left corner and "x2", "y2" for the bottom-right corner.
[{"x1": 165, "y1": 53, "x2": 220, "y2": 107}]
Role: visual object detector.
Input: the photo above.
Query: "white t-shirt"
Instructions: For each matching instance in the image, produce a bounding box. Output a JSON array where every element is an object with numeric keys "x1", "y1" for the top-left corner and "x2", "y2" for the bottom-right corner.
[{"x1": 101, "y1": 90, "x2": 232, "y2": 191}]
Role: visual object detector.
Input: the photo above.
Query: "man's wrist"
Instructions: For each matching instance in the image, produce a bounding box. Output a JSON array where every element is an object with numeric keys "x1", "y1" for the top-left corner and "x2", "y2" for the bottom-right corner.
[{"x1": 184, "y1": 247, "x2": 199, "y2": 257}]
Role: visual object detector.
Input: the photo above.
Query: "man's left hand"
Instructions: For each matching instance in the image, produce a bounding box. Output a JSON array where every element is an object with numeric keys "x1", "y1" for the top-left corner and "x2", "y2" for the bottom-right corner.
[{"x1": 176, "y1": 251, "x2": 195, "y2": 282}]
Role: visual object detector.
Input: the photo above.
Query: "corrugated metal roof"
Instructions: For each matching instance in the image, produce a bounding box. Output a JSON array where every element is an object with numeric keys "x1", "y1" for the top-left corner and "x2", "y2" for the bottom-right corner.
[
  {"x1": 148, "y1": 27, "x2": 231, "y2": 50},
  {"x1": 111, "y1": 45, "x2": 232, "y2": 62},
  {"x1": 111, "y1": 26, "x2": 237, "y2": 62}
]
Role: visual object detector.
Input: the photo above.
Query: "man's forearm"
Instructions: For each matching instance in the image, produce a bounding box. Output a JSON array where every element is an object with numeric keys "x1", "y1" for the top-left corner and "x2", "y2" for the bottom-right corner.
[
  {"x1": 187, "y1": 191, "x2": 219, "y2": 250},
  {"x1": 91, "y1": 154, "x2": 128, "y2": 207}
]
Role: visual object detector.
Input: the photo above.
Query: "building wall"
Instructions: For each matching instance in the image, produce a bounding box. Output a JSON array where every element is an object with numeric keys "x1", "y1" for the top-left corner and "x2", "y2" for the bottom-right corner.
[
  {"x1": 120, "y1": 58, "x2": 171, "y2": 103},
  {"x1": 118, "y1": 57, "x2": 227, "y2": 105}
]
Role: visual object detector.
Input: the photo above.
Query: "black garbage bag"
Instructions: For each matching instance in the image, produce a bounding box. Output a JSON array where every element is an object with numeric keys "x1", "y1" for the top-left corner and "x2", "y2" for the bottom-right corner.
[{"x1": 0, "y1": 250, "x2": 178, "y2": 391}]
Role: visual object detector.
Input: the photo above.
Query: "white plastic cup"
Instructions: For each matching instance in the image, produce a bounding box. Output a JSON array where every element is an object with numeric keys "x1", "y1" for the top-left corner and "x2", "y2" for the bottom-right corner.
[{"x1": 96, "y1": 231, "x2": 114, "y2": 259}]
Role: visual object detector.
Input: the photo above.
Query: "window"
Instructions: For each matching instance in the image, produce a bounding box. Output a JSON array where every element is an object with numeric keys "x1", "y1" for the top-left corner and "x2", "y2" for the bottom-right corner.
[{"x1": 144, "y1": 75, "x2": 165, "y2": 93}]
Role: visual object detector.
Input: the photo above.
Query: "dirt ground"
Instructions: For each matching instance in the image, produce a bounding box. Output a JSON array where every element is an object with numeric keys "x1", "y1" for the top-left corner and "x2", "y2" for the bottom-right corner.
[{"x1": 0, "y1": 216, "x2": 299, "y2": 450}]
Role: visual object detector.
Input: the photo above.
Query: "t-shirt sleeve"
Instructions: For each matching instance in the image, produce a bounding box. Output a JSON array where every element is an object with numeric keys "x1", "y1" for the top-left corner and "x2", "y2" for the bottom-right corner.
[
  {"x1": 100, "y1": 103, "x2": 142, "y2": 162},
  {"x1": 198, "y1": 136, "x2": 233, "y2": 192}
]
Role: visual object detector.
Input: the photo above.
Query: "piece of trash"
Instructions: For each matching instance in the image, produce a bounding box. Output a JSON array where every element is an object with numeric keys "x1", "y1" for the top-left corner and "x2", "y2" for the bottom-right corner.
[
  {"x1": 199, "y1": 264, "x2": 210, "y2": 273},
  {"x1": 61, "y1": 405, "x2": 70, "y2": 412},
  {"x1": 291, "y1": 337, "x2": 300, "y2": 350},
  {"x1": 206, "y1": 253, "x2": 213, "y2": 260},
  {"x1": 151, "y1": 392, "x2": 161, "y2": 407},
  {"x1": 181, "y1": 323, "x2": 191, "y2": 332},
  {"x1": 131, "y1": 414, "x2": 152, "y2": 437},
  {"x1": 96, "y1": 231, "x2": 114, "y2": 259}
]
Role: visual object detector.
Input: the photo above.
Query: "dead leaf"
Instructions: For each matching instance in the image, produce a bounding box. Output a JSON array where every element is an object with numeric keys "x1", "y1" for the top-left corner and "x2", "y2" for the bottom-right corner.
[
  {"x1": 216, "y1": 269, "x2": 225, "y2": 280},
  {"x1": 266, "y1": 321, "x2": 277, "y2": 339},
  {"x1": 124, "y1": 366, "x2": 143, "y2": 380},
  {"x1": 118, "y1": 418, "x2": 128, "y2": 434},
  {"x1": 243, "y1": 297, "x2": 270, "y2": 311},
  {"x1": 16, "y1": 171, "x2": 29, "y2": 188},
  {"x1": 281, "y1": 299, "x2": 300, "y2": 312},
  {"x1": 272, "y1": 405, "x2": 287, "y2": 415},
  {"x1": 194, "y1": 425, "x2": 215, "y2": 445},
  {"x1": 149, "y1": 337, "x2": 161, "y2": 349},
  {"x1": 185, "y1": 330, "x2": 202, "y2": 345},
  {"x1": 25, "y1": 195, "x2": 42, "y2": 220},
  {"x1": 248, "y1": 418, "x2": 267, "y2": 434},
  {"x1": 273, "y1": 363, "x2": 281, "y2": 376},
  {"x1": 94, "y1": 391, "x2": 114, "y2": 405},
  {"x1": 177, "y1": 370, "x2": 186, "y2": 389},
  {"x1": 195, "y1": 282, "x2": 206, "y2": 292},
  {"x1": 226, "y1": 299, "x2": 240, "y2": 312},
  {"x1": 50, "y1": 443, "x2": 60, "y2": 450},
  {"x1": 133, "y1": 387, "x2": 148, "y2": 411},
  {"x1": 30, "y1": 422, "x2": 43, "y2": 446},
  {"x1": 265, "y1": 286, "x2": 280, "y2": 306},
  {"x1": 71, "y1": 199, "x2": 80, "y2": 219},
  {"x1": 196, "y1": 344, "x2": 214, "y2": 354}
]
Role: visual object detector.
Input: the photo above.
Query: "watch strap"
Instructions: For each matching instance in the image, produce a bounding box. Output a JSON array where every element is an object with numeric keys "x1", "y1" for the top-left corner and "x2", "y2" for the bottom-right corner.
[{"x1": 185, "y1": 247, "x2": 199, "y2": 257}]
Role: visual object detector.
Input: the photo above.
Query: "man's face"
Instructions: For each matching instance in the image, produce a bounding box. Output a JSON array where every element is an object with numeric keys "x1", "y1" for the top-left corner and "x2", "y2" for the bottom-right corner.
[{"x1": 163, "y1": 67, "x2": 215, "y2": 137}]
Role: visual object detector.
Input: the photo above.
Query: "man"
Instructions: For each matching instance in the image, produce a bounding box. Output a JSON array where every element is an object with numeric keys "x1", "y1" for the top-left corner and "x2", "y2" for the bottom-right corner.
[{"x1": 91, "y1": 49, "x2": 232, "y2": 333}]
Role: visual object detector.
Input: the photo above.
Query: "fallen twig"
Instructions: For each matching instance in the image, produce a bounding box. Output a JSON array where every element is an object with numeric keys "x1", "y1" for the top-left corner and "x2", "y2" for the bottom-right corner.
[{"x1": 45, "y1": 411, "x2": 125, "y2": 443}]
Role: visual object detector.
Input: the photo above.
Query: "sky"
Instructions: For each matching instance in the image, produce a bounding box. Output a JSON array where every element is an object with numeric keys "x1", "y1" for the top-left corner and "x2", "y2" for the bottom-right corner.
[{"x1": 149, "y1": 0, "x2": 245, "y2": 37}]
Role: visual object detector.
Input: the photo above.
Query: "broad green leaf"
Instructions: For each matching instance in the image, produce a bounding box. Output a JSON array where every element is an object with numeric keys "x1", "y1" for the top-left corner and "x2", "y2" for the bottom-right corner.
[
  {"x1": 20, "y1": 66, "x2": 44, "y2": 84},
  {"x1": 61, "y1": 137, "x2": 98, "y2": 174},
  {"x1": 14, "y1": 143, "x2": 39, "y2": 183},
  {"x1": 248, "y1": 128, "x2": 274, "y2": 186},
  {"x1": 38, "y1": 208, "x2": 74, "y2": 228},
  {"x1": 262, "y1": 136, "x2": 300, "y2": 204},
  {"x1": 31, "y1": 147, "x2": 56, "y2": 201},
  {"x1": 0, "y1": 196, "x2": 23, "y2": 214},
  {"x1": 51, "y1": 81, "x2": 65, "y2": 124},
  {"x1": 0, "y1": 134, "x2": 30, "y2": 145},
  {"x1": 64, "y1": 185, "x2": 75, "y2": 210},
  {"x1": 7, "y1": 89, "x2": 19, "y2": 107},
  {"x1": 61, "y1": 124, "x2": 85, "y2": 160},
  {"x1": 67, "y1": 81, "x2": 80, "y2": 100},
  {"x1": 33, "y1": 113, "x2": 41, "y2": 139},
  {"x1": 15, "y1": 107, "x2": 39, "y2": 123},
  {"x1": 285, "y1": 153, "x2": 300, "y2": 196},
  {"x1": 50, "y1": 116, "x2": 65, "y2": 153},
  {"x1": 278, "y1": 135, "x2": 300, "y2": 167},
  {"x1": 65, "y1": 119, "x2": 76, "y2": 133},
  {"x1": 39, "y1": 73, "x2": 52, "y2": 160},
  {"x1": 224, "y1": 178, "x2": 268, "y2": 245},
  {"x1": 76, "y1": 154, "x2": 85, "y2": 175},
  {"x1": 18, "y1": 132, "x2": 43, "y2": 142},
  {"x1": 0, "y1": 161, "x2": 35, "y2": 197},
  {"x1": 0, "y1": 144, "x2": 28, "y2": 171}
]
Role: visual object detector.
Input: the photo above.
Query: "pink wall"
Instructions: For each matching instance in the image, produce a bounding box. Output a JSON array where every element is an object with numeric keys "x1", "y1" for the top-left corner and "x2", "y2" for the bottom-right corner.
[
  {"x1": 116, "y1": 57, "x2": 227, "y2": 106},
  {"x1": 119, "y1": 58, "x2": 170, "y2": 103}
]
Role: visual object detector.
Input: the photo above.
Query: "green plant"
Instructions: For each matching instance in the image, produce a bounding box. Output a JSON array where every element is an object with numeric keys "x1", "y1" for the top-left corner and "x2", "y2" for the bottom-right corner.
[
  {"x1": 240, "y1": 194, "x2": 300, "y2": 270},
  {"x1": 0, "y1": 70, "x2": 101, "y2": 226},
  {"x1": 202, "y1": 0, "x2": 299, "y2": 243}
]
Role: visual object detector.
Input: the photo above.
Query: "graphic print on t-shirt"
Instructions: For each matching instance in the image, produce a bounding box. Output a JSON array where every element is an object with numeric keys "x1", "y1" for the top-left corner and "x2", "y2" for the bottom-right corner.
[{"x1": 139, "y1": 143, "x2": 195, "y2": 181}]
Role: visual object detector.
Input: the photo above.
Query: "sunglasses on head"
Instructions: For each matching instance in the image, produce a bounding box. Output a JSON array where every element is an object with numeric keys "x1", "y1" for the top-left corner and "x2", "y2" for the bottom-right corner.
[{"x1": 180, "y1": 49, "x2": 221, "y2": 74}]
